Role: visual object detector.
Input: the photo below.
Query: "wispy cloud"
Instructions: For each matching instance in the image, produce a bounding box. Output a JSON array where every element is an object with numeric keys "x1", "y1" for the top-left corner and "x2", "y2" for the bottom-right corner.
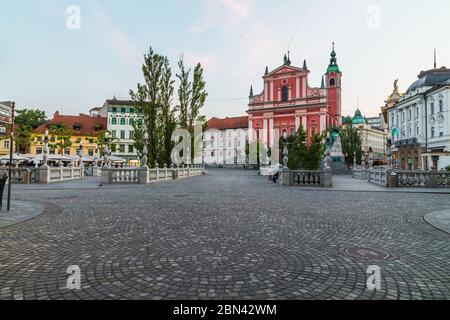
[
  {"x1": 93, "y1": 6, "x2": 142, "y2": 65},
  {"x1": 188, "y1": 0, "x2": 253, "y2": 33}
]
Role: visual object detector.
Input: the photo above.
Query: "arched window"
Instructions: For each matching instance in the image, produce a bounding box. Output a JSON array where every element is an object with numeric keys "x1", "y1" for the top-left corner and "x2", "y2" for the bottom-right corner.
[
  {"x1": 329, "y1": 78, "x2": 336, "y2": 87},
  {"x1": 281, "y1": 85, "x2": 289, "y2": 101}
]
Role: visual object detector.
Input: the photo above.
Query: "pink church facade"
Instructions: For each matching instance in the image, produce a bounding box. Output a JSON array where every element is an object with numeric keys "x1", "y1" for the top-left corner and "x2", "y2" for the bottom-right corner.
[{"x1": 247, "y1": 44, "x2": 342, "y2": 147}]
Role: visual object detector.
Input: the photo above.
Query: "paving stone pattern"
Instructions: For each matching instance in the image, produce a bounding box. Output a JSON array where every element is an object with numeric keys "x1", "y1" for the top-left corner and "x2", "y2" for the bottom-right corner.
[{"x1": 0, "y1": 169, "x2": 449, "y2": 300}]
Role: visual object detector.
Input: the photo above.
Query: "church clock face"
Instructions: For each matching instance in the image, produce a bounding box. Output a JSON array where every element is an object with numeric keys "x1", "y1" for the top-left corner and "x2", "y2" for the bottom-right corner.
[{"x1": 312, "y1": 89, "x2": 320, "y2": 96}]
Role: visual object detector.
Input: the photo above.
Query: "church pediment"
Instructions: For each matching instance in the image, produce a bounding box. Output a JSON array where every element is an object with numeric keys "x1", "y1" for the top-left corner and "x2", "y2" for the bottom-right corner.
[{"x1": 265, "y1": 65, "x2": 306, "y2": 78}]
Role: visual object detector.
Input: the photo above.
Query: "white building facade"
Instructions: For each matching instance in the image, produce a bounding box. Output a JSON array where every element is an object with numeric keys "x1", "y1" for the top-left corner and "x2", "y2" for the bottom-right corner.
[
  {"x1": 99, "y1": 99, "x2": 143, "y2": 165},
  {"x1": 387, "y1": 67, "x2": 450, "y2": 170},
  {"x1": 200, "y1": 117, "x2": 249, "y2": 167}
]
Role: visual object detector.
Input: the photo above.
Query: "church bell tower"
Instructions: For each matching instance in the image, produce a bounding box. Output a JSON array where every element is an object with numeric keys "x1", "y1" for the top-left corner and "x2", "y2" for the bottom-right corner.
[{"x1": 325, "y1": 42, "x2": 342, "y2": 127}]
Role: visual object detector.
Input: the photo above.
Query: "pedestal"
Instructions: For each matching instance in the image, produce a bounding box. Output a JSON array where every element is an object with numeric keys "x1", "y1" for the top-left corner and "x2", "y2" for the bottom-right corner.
[
  {"x1": 322, "y1": 168, "x2": 333, "y2": 188},
  {"x1": 101, "y1": 166, "x2": 110, "y2": 184},
  {"x1": 138, "y1": 167, "x2": 149, "y2": 184},
  {"x1": 281, "y1": 169, "x2": 290, "y2": 186},
  {"x1": 37, "y1": 166, "x2": 50, "y2": 184}
]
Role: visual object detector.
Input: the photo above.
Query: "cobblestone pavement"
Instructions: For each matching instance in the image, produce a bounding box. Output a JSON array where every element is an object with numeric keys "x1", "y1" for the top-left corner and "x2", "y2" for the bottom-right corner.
[{"x1": 0, "y1": 169, "x2": 449, "y2": 300}]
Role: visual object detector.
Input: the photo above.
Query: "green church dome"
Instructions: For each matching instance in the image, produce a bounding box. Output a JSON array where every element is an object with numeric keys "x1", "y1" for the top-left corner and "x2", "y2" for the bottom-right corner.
[{"x1": 352, "y1": 109, "x2": 366, "y2": 125}]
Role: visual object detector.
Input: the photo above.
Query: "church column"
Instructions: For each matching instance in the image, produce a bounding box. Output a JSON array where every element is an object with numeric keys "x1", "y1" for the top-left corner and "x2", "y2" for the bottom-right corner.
[
  {"x1": 270, "y1": 81, "x2": 274, "y2": 101},
  {"x1": 248, "y1": 119, "x2": 253, "y2": 142},
  {"x1": 263, "y1": 118, "x2": 268, "y2": 145},
  {"x1": 302, "y1": 77, "x2": 307, "y2": 97},
  {"x1": 296, "y1": 77, "x2": 300, "y2": 98},
  {"x1": 264, "y1": 81, "x2": 268, "y2": 101},
  {"x1": 295, "y1": 116, "x2": 300, "y2": 132},
  {"x1": 269, "y1": 117, "x2": 274, "y2": 148},
  {"x1": 302, "y1": 115, "x2": 307, "y2": 132},
  {"x1": 320, "y1": 109, "x2": 326, "y2": 134}
]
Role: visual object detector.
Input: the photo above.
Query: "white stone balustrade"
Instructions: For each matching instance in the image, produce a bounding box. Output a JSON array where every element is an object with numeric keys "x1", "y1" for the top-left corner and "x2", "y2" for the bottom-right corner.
[{"x1": 102, "y1": 164, "x2": 206, "y2": 184}]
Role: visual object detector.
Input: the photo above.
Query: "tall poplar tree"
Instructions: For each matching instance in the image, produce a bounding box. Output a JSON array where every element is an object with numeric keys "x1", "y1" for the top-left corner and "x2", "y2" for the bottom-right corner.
[
  {"x1": 177, "y1": 58, "x2": 207, "y2": 163},
  {"x1": 130, "y1": 47, "x2": 174, "y2": 167}
]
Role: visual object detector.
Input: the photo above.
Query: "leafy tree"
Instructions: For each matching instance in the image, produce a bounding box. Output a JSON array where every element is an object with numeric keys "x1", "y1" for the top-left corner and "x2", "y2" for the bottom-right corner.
[
  {"x1": 279, "y1": 126, "x2": 323, "y2": 170},
  {"x1": 177, "y1": 58, "x2": 207, "y2": 163},
  {"x1": 157, "y1": 59, "x2": 177, "y2": 166},
  {"x1": 96, "y1": 130, "x2": 118, "y2": 157},
  {"x1": 340, "y1": 123, "x2": 362, "y2": 166},
  {"x1": 130, "y1": 47, "x2": 173, "y2": 167},
  {"x1": 13, "y1": 109, "x2": 46, "y2": 153},
  {"x1": 304, "y1": 133, "x2": 323, "y2": 170},
  {"x1": 130, "y1": 47, "x2": 207, "y2": 167},
  {"x1": 280, "y1": 126, "x2": 307, "y2": 170},
  {"x1": 48, "y1": 124, "x2": 74, "y2": 155},
  {"x1": 177, "y1": 57, "x2": 191, "y2": 130}
]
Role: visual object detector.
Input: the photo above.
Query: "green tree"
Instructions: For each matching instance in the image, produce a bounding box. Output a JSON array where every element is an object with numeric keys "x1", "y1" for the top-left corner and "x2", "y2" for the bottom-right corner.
[
  {"x1": 340, "y1": 124, "x2": 362, "y2": 166},
  {"x1": 48, "y1": 124, "x2": 74, "y2": 155},
  {"x1": 96, "y1": 130, "x2": 118, "y2": 156},
  {"x1": 13, "y1": 109, "x2": 46, "y2": 153},
  {"x1": 157, "y1": 60, "x2": 177, "y2": 166},
  {"x1": 304, "y1": 133, "x2": 324, "y2": 170},
  {"x1": 130, "y1": 47, "x2": 174, "y2": 167},
  {"x1": 279, "y1": 126, "x2": 323, "y2": 170},
  {"x1": 280, "y1": 126, "x2": 307, "y2": 170},
  {"x1": 177, "y1": 58, "x2": 207, "y2": 163},
  {"x1": 177, "y1": 57, "x2": 191, "y2": 130}
]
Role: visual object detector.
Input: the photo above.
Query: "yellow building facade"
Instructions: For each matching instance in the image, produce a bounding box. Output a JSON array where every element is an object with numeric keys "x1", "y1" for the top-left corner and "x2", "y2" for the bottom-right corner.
[{"x1": 30, "y1": 111, "x2": 107, "y2": 158}]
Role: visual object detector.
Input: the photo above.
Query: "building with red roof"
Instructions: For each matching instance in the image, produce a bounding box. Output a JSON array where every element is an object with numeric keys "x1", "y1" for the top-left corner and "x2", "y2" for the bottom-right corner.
[
  {"x1": 30, "y1": 111, "x2": 107, "y2": 157},
  {"x1": 200, "y1": 116, "x2": 249, "y2": 166}
]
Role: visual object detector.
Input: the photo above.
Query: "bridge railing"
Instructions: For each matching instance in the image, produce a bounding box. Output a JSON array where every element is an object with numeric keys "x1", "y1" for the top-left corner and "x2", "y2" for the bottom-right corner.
[
  {"x1": 102, "y1": 164, "x2": 206, "y2": 184},
  {"x1": 279, "y1": 169, "x2": 332, "y2": 188},
  {"x1": 367, "y1": 168, "x2": 450, "y2": 188}
]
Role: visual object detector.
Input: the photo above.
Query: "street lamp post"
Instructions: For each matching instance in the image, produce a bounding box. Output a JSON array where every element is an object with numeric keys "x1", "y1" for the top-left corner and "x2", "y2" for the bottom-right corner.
[
  {"x1": 202, "y1": 149, "x2": 205, "y2": 168},
  {"x1": 368, "y1": 144, "x2": 374, "y2": 169},
  {"x1": 141, "y1": 132, "x2": 149, "y2": 168},
  {"x1": 386, "y1": 135, "x2": 393, "y2": 169},
  {"x1": 78, "y1": 140, "x2": 84, "y2": 168},
  {"x1": 6, "y1": 102, "x2": 15, "y2": 211},
  {"x1": 43, "y1": 129, "x2": 49, "y2": 167},
  {"x1": 282, "y1": 130, "x2": 289, "y2": 169},
  {"x1": 102, "y1": 133, "x2": 110, "y2": 168},
  {"x1": 323, "y1": 134, "x2": 332, "y2": 170}
]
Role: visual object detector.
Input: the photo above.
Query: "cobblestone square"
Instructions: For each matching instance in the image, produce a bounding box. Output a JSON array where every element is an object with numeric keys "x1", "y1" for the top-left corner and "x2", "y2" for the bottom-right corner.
[{"x1": 0, "y1": 169, "x2": 449, "y2": 300}]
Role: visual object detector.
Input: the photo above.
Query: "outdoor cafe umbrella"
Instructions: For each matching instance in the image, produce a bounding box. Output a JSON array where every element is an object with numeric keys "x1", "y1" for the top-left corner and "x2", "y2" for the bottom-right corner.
[
  {"x1": 0, "y1": 153, "x2": 31, "y2": 163},
  {"x1": 31, "y1": 154, "x2": 73, "y2": 164}
]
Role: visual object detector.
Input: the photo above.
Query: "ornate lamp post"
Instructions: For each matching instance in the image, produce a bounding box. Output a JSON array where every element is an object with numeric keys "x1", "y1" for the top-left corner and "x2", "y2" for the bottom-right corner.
[
  {"x1": 78, "y1": 139, "x2": 84, "y2": 168},
  {"x1": 386, "y1": 135, "x2": 393, "y2": 169},
  {"x1": 282, "y1": 130, "x2": 289, "y2": 169},
  {"x1": 323, "y1": 133, "x2": 332, "y2": 170},
  {"x1": 43, "y1": 129, "x2": 49, "y2": 168},
  {"x1": 202, "y1": 149, "x2": 205, "y2": 168},
  {"x1": 102, "y1": 132, "x2": 110, "y2": 168},
  {"x1": 141, "y1": 132, "x2": 149, "y2": 168},
  {"x1": 368, "y1": 144, "x2": 374, "y2": 169}
]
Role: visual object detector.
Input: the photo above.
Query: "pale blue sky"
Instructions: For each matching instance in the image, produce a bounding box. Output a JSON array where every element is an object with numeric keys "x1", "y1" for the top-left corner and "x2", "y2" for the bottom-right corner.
[{"x1": 1, "y1": 0, "x2": 449, "y2": 119}]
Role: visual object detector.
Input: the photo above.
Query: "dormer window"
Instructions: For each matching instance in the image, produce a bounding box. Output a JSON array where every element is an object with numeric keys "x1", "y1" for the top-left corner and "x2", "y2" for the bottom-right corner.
[{"x1": 281, "y1": 85, "x2": 289, "y2": 101}]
